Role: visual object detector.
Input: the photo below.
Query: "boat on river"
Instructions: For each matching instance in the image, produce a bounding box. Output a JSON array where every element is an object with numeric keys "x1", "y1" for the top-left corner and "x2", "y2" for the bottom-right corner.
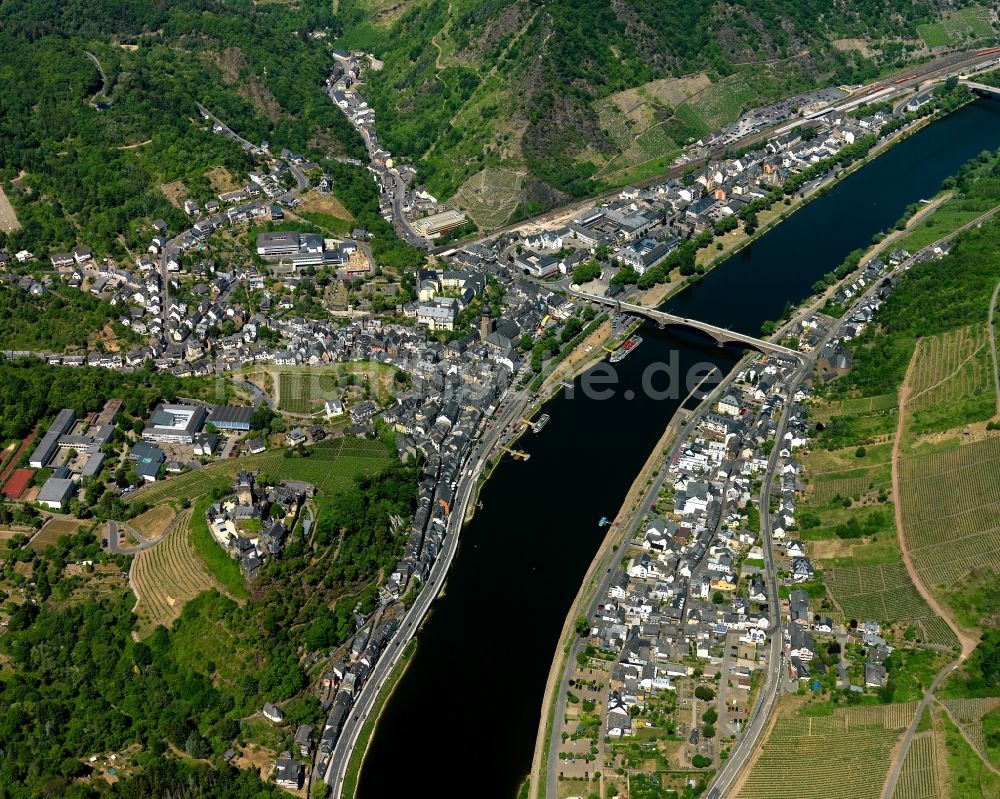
[
  {"x1": 532, "y1": 413, "x2": 550, "y2": 433},
  {"x1": 609, "y1": 334, "x2": 642, "y2": 363}
]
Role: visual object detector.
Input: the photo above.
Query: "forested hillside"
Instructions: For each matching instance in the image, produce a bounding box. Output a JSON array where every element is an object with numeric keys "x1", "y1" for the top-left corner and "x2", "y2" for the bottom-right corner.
[
  {"x1": 336, "y1": 0, "x2": 990, "y2": 219},
  {"x1": 0, "y1": 0, "x2": 366, "y2": 257}
]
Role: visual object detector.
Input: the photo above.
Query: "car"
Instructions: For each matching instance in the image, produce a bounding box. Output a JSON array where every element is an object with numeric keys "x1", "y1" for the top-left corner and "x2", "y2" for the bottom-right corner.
[{"x1": 102, "y1": 538, "x2": 108, "y2": 547}]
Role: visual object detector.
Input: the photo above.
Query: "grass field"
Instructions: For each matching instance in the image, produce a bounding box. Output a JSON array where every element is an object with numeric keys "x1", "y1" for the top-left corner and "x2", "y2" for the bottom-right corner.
[
  {"x1": 131, "y1": 510, "x2": 223, "y2": 636},
  {"x1": 128, "y1": 437, "x2": 390, "y2": 507},
  {"x1": 892, "y1": 732, "x2": 939, "y2": 799},
  {"x1": 129, "y1": 505, "x2": 176, "y2": 541},
  {"x1": 29, "y1": 518, "x2": 90, "y2": 551},
  {"x1": 895, "y1": 202, "x2": 989, "y2": 254},
  {"x1": 188, "y1": 495, "x2": 248, "y2": 599},
  {"x1": 898, "y1": 436, "x2": 1000, "y2": 592},
  {"x1": 825, "y1": 561, "x2": 959, "y2": 648},
  {"x1": 737, "y1": 702, "x2": 917, "y2": 799}
]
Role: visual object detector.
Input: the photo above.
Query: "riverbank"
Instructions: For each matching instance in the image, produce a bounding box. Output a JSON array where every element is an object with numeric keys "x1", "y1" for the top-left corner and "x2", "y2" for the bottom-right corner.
[
  {"x1": 356, "y1": 98, "x2": 1000, "y2": 799},
  {"x1": 631, "y1": 97, "x2": 974, "y2": 312},
  {"x1": 342, "y1": 640, "x2": 417, "y2": 798}
]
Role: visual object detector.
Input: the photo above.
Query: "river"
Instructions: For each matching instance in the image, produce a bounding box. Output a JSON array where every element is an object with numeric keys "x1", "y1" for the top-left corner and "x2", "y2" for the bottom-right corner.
[{"x1": 356, "y1": 98, "x2": 1000, "y2": 799}]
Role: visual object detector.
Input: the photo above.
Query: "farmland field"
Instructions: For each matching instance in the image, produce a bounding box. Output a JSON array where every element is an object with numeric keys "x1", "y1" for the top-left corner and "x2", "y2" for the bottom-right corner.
[
  {"x1": 906, "y1": 324, "x2": 995, "y2": 435},
  {"x1": 128, "y1": 437, "x2": 391, "y2": 506},
  {"x1": 737, "y1": 702, "x2": 917, "y2": 799},
  {"x1": 941, "y1": 698, "x2": 1000, "y2": 759},
  {"x1": 916, "y1": 22, "x2": 951, "y2": 48},
  {"x1": 892, "y1": 732, "x2": 939, "y2": 799},
  {"x1": 131, "y1": 510, "x2": 222, "y2": 636},
  {"x1": 277, "y1": 363, "x2": 398, "y2": 414},
  {"x1": 898, "y1": 437, "x2": 1000, "y2": 591},
  {"x1": 452, "y1": 167, "x2": 524, "y2": 230},
  {"x1": 29, "y1": 518, "x2": 91, "y2": 551},
  {"x1": 825, "y1": 561, "x2": 959, "y2": 648},
  {"x1": 811, "y1": 393, "x2": 897, "y2": 423}
]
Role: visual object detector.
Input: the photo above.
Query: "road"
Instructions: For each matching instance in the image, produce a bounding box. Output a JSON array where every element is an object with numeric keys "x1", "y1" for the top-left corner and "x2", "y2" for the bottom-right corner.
[
  {"x1": 105, "y1": 518, "x2": 155, "y2": 555},
  {"x1": 989, "y1": 279, "x2": 1000, "y2": 417},
  {"x1": 538, "y1": 360, "x2": 760, "y2": 798},
  {"x1": 435, "y1": 47, "x2": 1000, "y2": 255},
  {"x1": 323, "y1": 376, "x2": 533, "y2": 797}
]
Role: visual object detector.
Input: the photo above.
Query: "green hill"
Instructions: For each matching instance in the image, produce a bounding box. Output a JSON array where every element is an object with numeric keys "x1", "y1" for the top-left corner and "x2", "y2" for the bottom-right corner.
[{"x1": 335, "y1": 0, "x2": 994, "y2": 223}]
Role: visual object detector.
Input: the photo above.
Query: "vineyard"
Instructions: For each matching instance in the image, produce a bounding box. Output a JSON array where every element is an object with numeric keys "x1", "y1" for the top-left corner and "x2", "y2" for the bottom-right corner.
[
  {"x1": 451, "y1": 167, "x2": 524, "y2": 230},
  {"x1": 811, "y1": 393, "x2": 898, "y2": 423},
  {"x1": 808, "y1": 464, "x2": 891, "y2": 505},
  {"x1": 898, "y1": 437, "x2": 1000, "y2": 590},
  {"x1": 127, "y1": 437, "x2": 391, "y2": 506},
  {"x1": 892, "y1": 732, "x2": 939, "y2": 799},
  {"x1": 130, "y1": 510, "x2": 221, "y2": 636},
  {"x1": 736, "y1": 703, "x2": 916, "y2": 799},
  {"x1": 941, "y1": 698, "x2": 1000, "y2": 758},
  {"x1": 825, "y1": 561, "x2": 959, "y2": 648},
  {"x1": 906, "y1": 324, "x2": 996, "y2": 434}
]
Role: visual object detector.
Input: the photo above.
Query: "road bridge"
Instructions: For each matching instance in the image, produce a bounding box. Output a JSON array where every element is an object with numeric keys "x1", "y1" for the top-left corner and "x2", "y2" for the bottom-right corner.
[
  {"x1": 962, "y1": 80, "x2": 1000, "y2": 98},
  {"x1": 571, "y1": 290, "x2": 802, "y2": 358}
]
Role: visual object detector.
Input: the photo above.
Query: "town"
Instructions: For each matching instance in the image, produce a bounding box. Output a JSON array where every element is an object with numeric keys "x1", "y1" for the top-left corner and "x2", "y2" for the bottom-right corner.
[{"x1": 0, "y1": 36, "x2": 994, "y2": 799}]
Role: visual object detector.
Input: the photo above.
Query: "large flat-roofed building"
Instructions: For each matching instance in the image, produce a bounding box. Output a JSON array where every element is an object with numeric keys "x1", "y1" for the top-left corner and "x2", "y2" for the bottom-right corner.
[
  {"x1": 142, "y1": 404, "x2": 207, "y2": 444},
  {"x1": 29, "y1": 409, "x2": 76, "y2": 468},
  {"x1": 37, "y1": 477, "x2": 76, "y2": 509},
  {"x1": 256, "y1": 231, "x2": 324, "y2": 259},
  {"x1": 207, "y1": 404, "x2": 255, "y2": 432},
  {"x1": 412, "y1": 209, "x2": 467, "y2": 238}
]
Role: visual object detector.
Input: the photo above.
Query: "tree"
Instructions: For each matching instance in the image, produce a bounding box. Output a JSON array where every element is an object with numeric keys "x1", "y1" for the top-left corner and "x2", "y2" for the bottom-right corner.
[
  {"x1": 703, "y1": 723, "x2": 716, "y2": 739},
  {"x1": 855, "y1": 446, "x2": 867, "y2": 458},
  {"x1": 694, "y1": 685, "x2": 715, "y2": 702},
  {"x1": 702, "y1": 707, "x2": 718, "y2": 724}
]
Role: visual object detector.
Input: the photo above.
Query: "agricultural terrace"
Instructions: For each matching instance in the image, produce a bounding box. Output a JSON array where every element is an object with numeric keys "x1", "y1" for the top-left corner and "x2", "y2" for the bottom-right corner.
[
  {"x1": 128, "y1": 505, "x2": 176, "y2": 541},
  {"x1": 736, "y1": 702, "x2": 918, "y2": 799},
  {"x1": 276, "y1": 362, "x2": 399, "y2": 415},
  {"x1": 898, "y1": 436, "x2": 1000, "y2": 593},
  {"x1": 917, "y1": 5, "x2": 994, "y2": 49},
  {"x1": 942, "y1": 698, "x2": 1000, "y2": 760},
  {"x1": 29, "y1": 518, "x2": 91, "y2": 551},
  {"x1": 127, "y1": 437, "x2": 391, "y2": 506},
  {"x1": 131, "y1": 510, "x2": 223, "y2": 637},
  {"x1": 451, "y1": 168, "x2": 524, "y2": 230},
  {"x1": 825, "y1": 561, "x2": 959, "y2": 649},
  {"x1": 905, "y1": 324, "x2": 996, "y2": 436},
  {"x1": 892, "y1": 732, "x2": 940, "y2": 799}
]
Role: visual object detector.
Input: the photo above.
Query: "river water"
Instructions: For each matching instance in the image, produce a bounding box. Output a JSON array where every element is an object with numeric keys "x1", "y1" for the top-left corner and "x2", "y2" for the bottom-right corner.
[{"x1": 357, "y1": 98, "x2": 1000, "y2": 799}]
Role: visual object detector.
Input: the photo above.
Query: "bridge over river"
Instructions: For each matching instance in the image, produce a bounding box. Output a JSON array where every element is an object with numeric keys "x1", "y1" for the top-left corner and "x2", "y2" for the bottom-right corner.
[{"x1": 570, "y1": 289, "x2": 802, "y2": 358}]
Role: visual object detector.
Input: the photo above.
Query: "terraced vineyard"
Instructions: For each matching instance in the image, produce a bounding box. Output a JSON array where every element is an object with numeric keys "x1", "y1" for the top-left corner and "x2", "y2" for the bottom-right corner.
[
  {"x1": 809, "y1": 465, "x2": 891, "y2": 505},
  {"x1": 892, "y1": 732, "x2": 939, "y2": 799},
  {"x1": 128, "y1": 437, "x2": 391, "y2": 506},
  {"x1": 942, "y1": 698, "x2": 1000, "y2": 757},
  {"x1": 130, "y1": 511, "x2": 221, "y2": 636},
  {"x1": 898, "y1": 437, "x2": 1000, "y2": 590},
  {"x1": 906, "y1": 324, "x2": 996, "y2": 434},
  {"x1": 825, "y1": 561, "x2": 959, "y2": 648},
  {"x1": 737, "y1": 703, "x2": 916, "y2": 799},
  {"x1": 451, "y1": 167, "x2": 523, "y2": 229},
  {"x1": 811, "y1": 393, "x2": 898, "y2": 423}
]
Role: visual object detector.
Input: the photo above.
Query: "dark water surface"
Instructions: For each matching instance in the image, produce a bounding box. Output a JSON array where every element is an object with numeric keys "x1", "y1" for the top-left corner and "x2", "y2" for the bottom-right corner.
[{"x1": 357, "y1": 98, "x2": 1000, "y2": 799}]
